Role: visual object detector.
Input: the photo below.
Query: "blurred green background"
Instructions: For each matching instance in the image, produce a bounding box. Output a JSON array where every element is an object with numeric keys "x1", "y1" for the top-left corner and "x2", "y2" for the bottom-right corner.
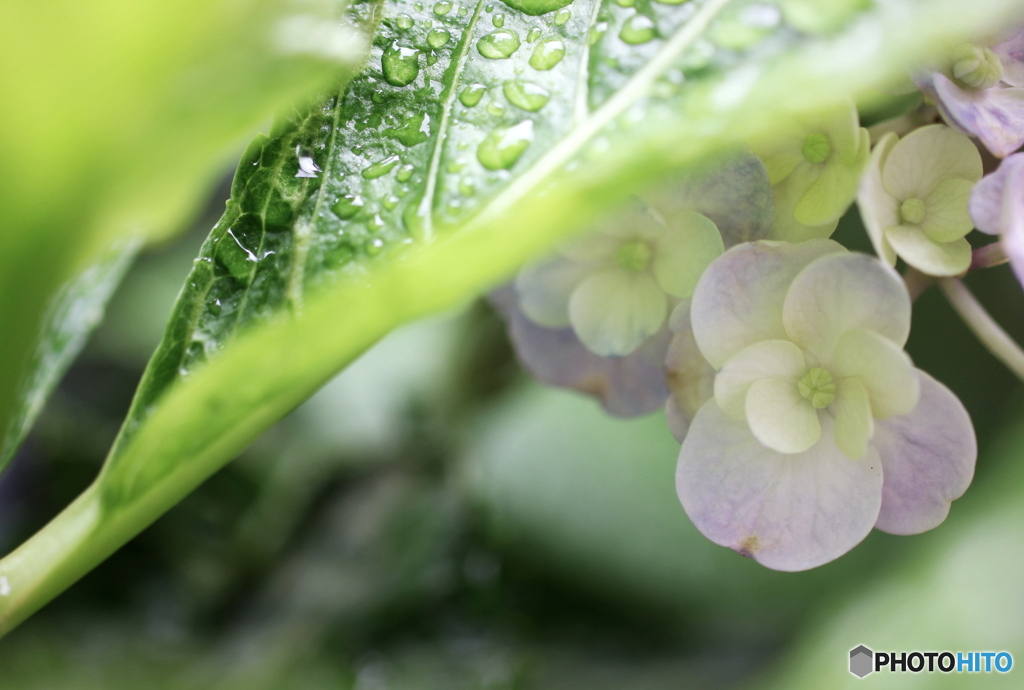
[{"x1": 0, "y1": 172, "x2": 1022, "y2": 688}]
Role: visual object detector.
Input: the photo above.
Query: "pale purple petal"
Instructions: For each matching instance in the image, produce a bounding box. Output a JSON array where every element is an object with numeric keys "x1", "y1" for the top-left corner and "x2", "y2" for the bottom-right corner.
[
  {"x1": 993, "y1": 29, "x2": 1024, "y2": 87},
  {"x1": 507, "y1": 306, "x2": 671, "y2": 417},
  {"x1": 970, "y1": 153, "x2": 1024, "y2": 287},
  {"x1": 650, "y1": 147, "x2": 774, "y2": 247},
  {"x1": 782, "y1": 252, "x2": 911, "y2": 361},
  {"x1": 676, "y1": 401, "x2": 882, "y2": 571},
  {"x1": 1002, "y1": 156, "x2": 1024, "y2": 286},
  {"x1": 690, "y1": 239, "x2": 845, "y2": 368},
  {"x1": 969, "y1": 153, "x2": 1018, "y2": 235},
  {"x1": 664, "y1": 301, "x2": 715, "y2": 441},
  {"x1": 933, "y1": 73, "x2": 1024, "y2": 158},
  {"x1": 872, "y1": 371, "x2": 976, "y2": 535}
]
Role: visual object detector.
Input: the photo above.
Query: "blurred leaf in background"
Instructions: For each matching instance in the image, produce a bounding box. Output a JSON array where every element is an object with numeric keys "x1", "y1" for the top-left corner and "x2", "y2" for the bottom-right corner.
[{"x1": 0, "y1": 0, "x2": 371, "y2": 473}]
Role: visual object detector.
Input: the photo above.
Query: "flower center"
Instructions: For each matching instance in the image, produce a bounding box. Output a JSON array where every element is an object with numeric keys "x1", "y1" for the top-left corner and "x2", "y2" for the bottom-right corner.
[
  {"x1": 952, "y1": 43, "x2": 1003, "y2": 89},
  {"x1": 616, "y1": 240, "x2": 653, "y2": 273},
  {"x1": 900, "y1": 197, "x2": 926, "y2": 225},
  {"x1": 797, "y1": 367, "x2": 836, "y2": 409},
  {"x1": 801, "y1": 133, "x2": 831, "y2": 164}
]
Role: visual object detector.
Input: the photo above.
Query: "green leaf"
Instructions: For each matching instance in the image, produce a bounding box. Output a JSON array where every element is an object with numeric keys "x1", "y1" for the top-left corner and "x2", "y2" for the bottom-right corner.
[
  {"x1": 0, "y1": 240, "x2": 141, "y2": 472},
  {"x1": 0, "y1": 0, "x2": 371, "y2": 475},
  {"x1": 2, "y1": 0, "x2": 1022, "y2": 637}
]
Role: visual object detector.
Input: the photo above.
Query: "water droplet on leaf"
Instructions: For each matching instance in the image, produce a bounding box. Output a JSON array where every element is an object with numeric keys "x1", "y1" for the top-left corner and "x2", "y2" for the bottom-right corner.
[
  {"x1": 427, "y1": 28, "x2": 451, "y2": 48},
  {"x1": 459, "y1": 83, "x2": 487, "y2": 107},
  {"x1": 434, "y1": 0, "x2": 453, "y2": 15},
  {"x1": 529, "y1": 37, "x2": 565, "y2": 69},
  {"x1": 384, "y1": 112, "x2": 432, "y2": 146},
  {"x1": 396, "y1": 164, "x2": 415, "y2": 182},
  {"x1": 478, "y1": 29, "x2": 521, "y2": 58},
  {"x1": 332, "y1": 194, "x2": 365, "y2": 219},
  {"x1": 477, "y1": 120, "x2": 534, "y2": 170},
  {"x1": 362, "y1": 155, "x2": 401, "y2": 179},
  {"x1": 396, "y1": 13, "x2": 415, "y2": 29},
  {"x1": 502, "y1": 0, "x2": 574, "y2": 17},
  {"x1": 553, "y1": 8, "x2": 571, "y2": 25},
  {"x1": 493, "y1": 13, "x2": 506, "y2": 27},
  {"x1": 503, "y1": 79, "x2": 551, "y2": 111},
  {"x1": 527, "y1": 27, "x2": 541, "y2": 42},
  {"x1": 619, "y1": 14, "x2": 656, "y2": 44},
  {"x1": 382, "y1": 43, "x2": 421, "y2": 86}
]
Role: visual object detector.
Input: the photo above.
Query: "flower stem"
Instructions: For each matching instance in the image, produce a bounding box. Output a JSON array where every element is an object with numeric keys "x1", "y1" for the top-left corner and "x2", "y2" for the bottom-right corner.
[
  {"x1": 939, "y1": 278, "x2": 1024, "y2": 382},
  {"x1": 970, "y1": 242, "x2": 1009, "y2": 271}
]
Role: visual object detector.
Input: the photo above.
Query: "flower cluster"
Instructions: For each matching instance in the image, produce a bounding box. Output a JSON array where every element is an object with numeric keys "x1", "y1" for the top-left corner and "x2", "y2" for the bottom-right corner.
[{"x1": 492, "y1": 25, "x2": 1024, "y2": 569}]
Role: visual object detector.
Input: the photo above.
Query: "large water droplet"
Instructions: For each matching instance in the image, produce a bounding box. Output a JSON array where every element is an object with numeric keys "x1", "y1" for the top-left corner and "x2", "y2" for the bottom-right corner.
[
  {"x1": 477, "y1": 120, "x2": 534, "y2": 170},
  {"x1": 362, "y1": 155, "x2": 401, "y2": 179},
  {"x1": 492, "y1": 13, "x2": 506, "y2": 27},
  {"x1": 385, "y1": 112, "x2": 432, "y2": 146},
  {"x1": 332, "y1": 194, "x2": 365, "y2": 219},
  {"x1": 459, "y1": 83, "x2": 487, "y2": 107},
  {"x1": 396, "y1": 13, "x2": 414, "y2": 29},
  {"x1": 553, "y1": 8, "x2": 571, "y2": 25},
  {"x1": 478, "y1": 29, "x2": 521, "y2": 58},
  {"x1": 503, "y1": 80, "x2": 551, "y2": 111},
  {"x1": 619, "y1": 14, "x2": 657, "y2": 44},
  {"x1": 382, "y1": 43, "x2": 421, "y2": 86},
  {"x1": 434, "y1": 0, "x2": 453, "y2": 15},
  {"x1": 427, "y1": 27, "x2": 451, "y2": 48},
  {"x1": 529, "y1": 36, "x2": 565, "y2": 70},
  {"x1": 502, "y1": 0, "x2": 573, "y2": 17}
]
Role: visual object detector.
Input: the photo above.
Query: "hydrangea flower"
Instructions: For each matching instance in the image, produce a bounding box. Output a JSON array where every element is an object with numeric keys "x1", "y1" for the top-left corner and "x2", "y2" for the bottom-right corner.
[
  {"x1": 858, "y1": 124, "x2": 982, "y2": 276},
  {"x1": 497, "y1": 149, "x2": 773, "y2": 417},
  {"x1": 676, "y1": 240, "x2": 976, "y2": 570},
  {"x1": 664, "y1": 300, "x2": 715, "y2": 440},
  {"x1": 515, "y1": 199, "x2": 723, "y2": 357},
  {"x1": 970, "y1": 152, "x2": 1024, "y2": 285},
  {"x1": 752, "y1": 101, "x2": 870, "y2": 242},
  {"x1": 915, "y1": 30, "x2": 1024, "y2": 158}
]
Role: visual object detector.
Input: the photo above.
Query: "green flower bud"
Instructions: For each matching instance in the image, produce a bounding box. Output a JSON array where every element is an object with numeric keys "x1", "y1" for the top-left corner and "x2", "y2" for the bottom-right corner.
[
  {"x1": 800, "y1": 132, "x2": 832, "y2": 164},
  {"x1": 952, "y1": 43, "x2": 1003, "y2": 90},
  {"x1": 899, "y1": 197, "x2": 926, "y2": 225},
  {"x1": 797, "y1": 367, "x2": 836, "y2": 408},
  {"x1": 615, "y1": 240, "x2": 653, "y2": 273}
]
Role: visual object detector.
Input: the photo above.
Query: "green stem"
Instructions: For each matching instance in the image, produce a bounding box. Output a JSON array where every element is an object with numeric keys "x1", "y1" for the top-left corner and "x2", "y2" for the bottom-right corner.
[{"x1": 939, "y1": 278, "x2": 1024, "y2": 382}]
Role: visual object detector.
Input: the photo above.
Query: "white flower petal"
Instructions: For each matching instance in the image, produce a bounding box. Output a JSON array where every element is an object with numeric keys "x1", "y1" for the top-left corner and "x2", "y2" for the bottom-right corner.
[
  {"x1": 569, "y1": 269, "x2": 667, "y2": 356},
  {"x1": 834, "y1": 377, "x2": 873, "y2": 460},
  {"x1": 881, "y1": 124, "x2": 983, "y2": 200},
  {"x1": 921, "y1": 177, "x2": 976, "y2": 243},
  {"x1": 873, "y1": 371, "x2": 976, "y2": 535},
  {"x1": 993, "y1": 29, "x2": 1024, "y2": 88},
  {"x1": 832, "y1": 328, "x2": 919, "y2": 419},
  {"x1": 782, "y1": 252, "x2": 911, "y2": 361},
  {"x1": 885, "y1": 224, "x2": 972, "y2": 276},
  {"x1": 714, "y1": 340, "x2": 807, "y2": 419},
  {"x1": 676, "y1": 402, "x2": 883, "y2": 571},
  {"x1": 515, "y1": 256, "x2": 591, "y2": 328},
  {"x1": 857, "y1": 132, "x2": 900, "y2": 265},
  {"x1": 691, "y1": 239, "x2": 846, "y2": 368},
  {"x1": 745, "y1": 377, "x2": 821, "y2": 453},
  {"x1": 652, "y1": 211, "x2": 724, "y2": 298},
  {"x1": 933, "y1": 74, "x2": 1024, "y2": 159}
]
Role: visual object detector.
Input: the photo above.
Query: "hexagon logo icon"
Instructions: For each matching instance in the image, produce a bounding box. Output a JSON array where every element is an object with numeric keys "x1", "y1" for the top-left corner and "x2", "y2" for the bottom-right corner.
[{"x1": 850, "y1": 645, "x2": 874, "y2": 678}]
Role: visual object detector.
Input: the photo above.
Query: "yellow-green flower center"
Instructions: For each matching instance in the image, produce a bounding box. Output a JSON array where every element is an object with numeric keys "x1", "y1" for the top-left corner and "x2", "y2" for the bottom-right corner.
[
  {"x1": 801, "y1": 132, "x2": 832, "y2": 164},
  {"x1": 900, "y1": 197, "x2": 926, "y2": 225},
  {"x1": 798, "y1": 367, "x2": 836, "y2": 408},
  {"x1": 952, "y1": 43, "x2": 1003, "y2": 89},
  {"x1": 616, "y1": 240, "x2": 653, "y2": 273}
]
